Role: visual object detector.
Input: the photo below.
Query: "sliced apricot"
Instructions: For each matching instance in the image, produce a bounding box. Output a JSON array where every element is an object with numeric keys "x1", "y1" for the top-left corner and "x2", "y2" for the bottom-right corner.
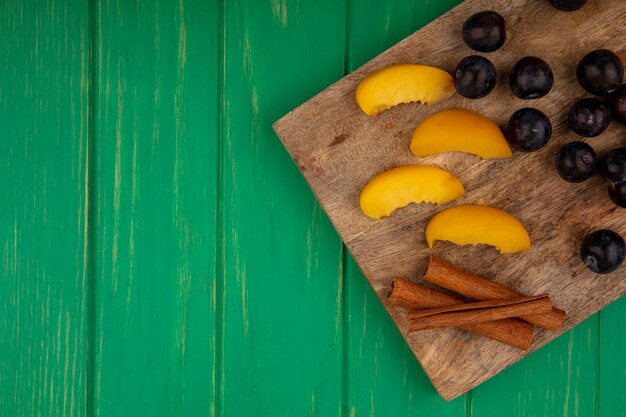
[
  {"x1": 410, "y1": 108, "x2": 512, "y2": 159},
  {"x1": 359, "y1": 165, "x2": 465, "y2": 220},
  {"x1": 425, "y1": 204, "x2": 531, "y2": 253},
  {"x1": 356, "y1": 64, "x2": 455, "y2": 116}
]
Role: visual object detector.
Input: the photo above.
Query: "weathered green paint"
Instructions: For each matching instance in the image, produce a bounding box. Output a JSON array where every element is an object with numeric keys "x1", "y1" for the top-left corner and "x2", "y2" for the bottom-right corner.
[
  {"x1": 599, "y1": 296, "x2": 626, "y2": 416},
  {"x1": 0, "y1": 0, "x2": 90, "y2": 415},
  {"x1": 94, "y1": 0, "x2": 217, "y2": 415},
  {"x1": 221, "y1": 0, "x2": 346, "y2": 415},
  {"x1": 471, "y1": 317, "x2": 598, "y2": 416},
  {"x1": 1, "y1": 0, "x2": 625, "y2": 416}
]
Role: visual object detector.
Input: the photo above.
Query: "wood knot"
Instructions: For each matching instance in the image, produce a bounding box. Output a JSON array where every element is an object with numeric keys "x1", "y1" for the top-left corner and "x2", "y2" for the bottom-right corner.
[{"x1": 329, "y1": 133, "x2": 348, "y2": 147}]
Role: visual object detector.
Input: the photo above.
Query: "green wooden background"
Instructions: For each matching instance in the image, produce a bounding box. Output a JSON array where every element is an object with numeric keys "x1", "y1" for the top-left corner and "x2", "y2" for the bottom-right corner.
[{"x1": 2, "y1": 0, "x2": 625, "y2": 416}]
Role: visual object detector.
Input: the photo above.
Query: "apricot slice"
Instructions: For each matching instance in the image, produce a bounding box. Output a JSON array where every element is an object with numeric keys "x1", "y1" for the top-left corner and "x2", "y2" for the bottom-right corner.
[
  {"x1": 356, "y1": 64, "x2": 455, "y2": 116},
  {"x1": 425, "y1": 204, "x2": 531, "y2": 253},
  {"x1": 410, "y1": 108, "x2": 512, "y2": 159},
  {"x1": 359, "y1": 166, "x2": 465, "y2": 220}
]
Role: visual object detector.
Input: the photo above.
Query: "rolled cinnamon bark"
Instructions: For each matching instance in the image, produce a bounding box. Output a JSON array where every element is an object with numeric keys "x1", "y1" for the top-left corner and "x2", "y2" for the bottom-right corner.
[
  {"x1": 407, "y1": 295, "x2": 552, "y2": 331},
  {"x1": 423, "y1": 256, "x2": 566, "y2": 330},
  {"x1": 389, "y1": 278, "x2": 535, "y2": 350}
]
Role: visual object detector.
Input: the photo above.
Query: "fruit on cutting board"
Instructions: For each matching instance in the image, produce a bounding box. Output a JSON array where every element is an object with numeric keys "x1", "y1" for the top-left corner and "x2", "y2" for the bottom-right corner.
[
  {"x1": 609, "y1": 84, "x2": 626, "y2": 124},
  {"x1": 608, "y1": 182, "x2": 626, "y2": 208},
  {"x1": 577, "y1": 49, "x2": 624, "y2": 96},
  {"x1": 454, "y1": 55, "x2": 497, "y2": 99},
  {"x1": 579, "y1": 229, "x2": 625, "y2": 274},
  {"x1": 355, "y1": 64, "x2": 455, "y2": 116},
  {"x1": 425, "y1": 204, "x2": 532, "y2": 254},
  {"x1": 556, "y1": 141, "x2": 597, "y2": 183},
  {"x1": 569, "y1": 98, "x2": 611, "y2": 137},
  {"x1": 598, "y1": 148, "x2": 626, "y2": 184},
  {"x1": 599, "y1": 148, "x2": 626, "y2": 208},
  {"x1": 505, "y1": 107, "x2": 552, "y2": 152},
  {"x1": 548, "y1": 0, "x2": 588, "y2": 12},
  {"x1": 410, "y1": 108, "x2": 512, "y2": 158},
  {"x1": 509, "y1": 57, "x2": 554, "y2": 99},
  {"x1": 462, "y1": 11, "x2": 506, "y2": 53},
  {"x1": 359, "y1": 166, "x2": 465, "y2": 220}
]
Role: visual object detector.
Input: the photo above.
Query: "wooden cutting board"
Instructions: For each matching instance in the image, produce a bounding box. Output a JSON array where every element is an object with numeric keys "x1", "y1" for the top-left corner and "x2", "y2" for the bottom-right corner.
[{"x1": 273, "y1": 0, "x2": 626, "y2": 400}]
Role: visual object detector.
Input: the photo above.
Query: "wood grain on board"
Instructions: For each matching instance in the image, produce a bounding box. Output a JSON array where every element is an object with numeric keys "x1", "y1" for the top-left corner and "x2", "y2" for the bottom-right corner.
[{"x1": 274, "y1": 0, "x2": 626, "y2": 400}]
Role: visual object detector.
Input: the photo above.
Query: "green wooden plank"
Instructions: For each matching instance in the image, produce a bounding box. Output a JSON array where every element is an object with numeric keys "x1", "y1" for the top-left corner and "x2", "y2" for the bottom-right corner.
[
  {"x1": 345, "y1": 1, "x2": 466, "y2": 415},
  {"x1": 471, "y1": 317, "x2": 598, "y2": 417},
  {"x1": 222, "y1": 1, "x2": 345, "y2": 415},
  {"x1": 599, "y1": 297, "x2": 626, "y2": 416},
  {"x1": 0, "y1": 0, "x2": 90, "y2": 415},
  {"x1": 93, "y1": 0, "x2": 217, "y2": 415}
]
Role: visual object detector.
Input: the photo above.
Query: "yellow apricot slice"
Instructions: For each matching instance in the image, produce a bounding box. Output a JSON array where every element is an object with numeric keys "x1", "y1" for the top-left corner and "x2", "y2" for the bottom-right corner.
[
  {"x1": 359, "y1": 166, "x2": 465, "y2": 220},
  {"x1": 425, "y1": 204, "x2": 531, "y2": 253},
  {"x1": 356, "y1": 64, "x2": 455, "y2": 116},
  {"x1": 410, "y1": 108, "x2": 513, "y2": 159}
]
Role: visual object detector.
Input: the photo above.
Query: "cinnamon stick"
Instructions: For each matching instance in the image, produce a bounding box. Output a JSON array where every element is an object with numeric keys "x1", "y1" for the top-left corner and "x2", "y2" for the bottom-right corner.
[
  {"x1": 389, "y1": 278, "x2": 535, "y2": 350},
  {"x1": 423, "y1": 256, "x2": 566, "y2": 330},
  {"x1": 407, "y1": 295, "x2": 552, "y2": 331}
]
